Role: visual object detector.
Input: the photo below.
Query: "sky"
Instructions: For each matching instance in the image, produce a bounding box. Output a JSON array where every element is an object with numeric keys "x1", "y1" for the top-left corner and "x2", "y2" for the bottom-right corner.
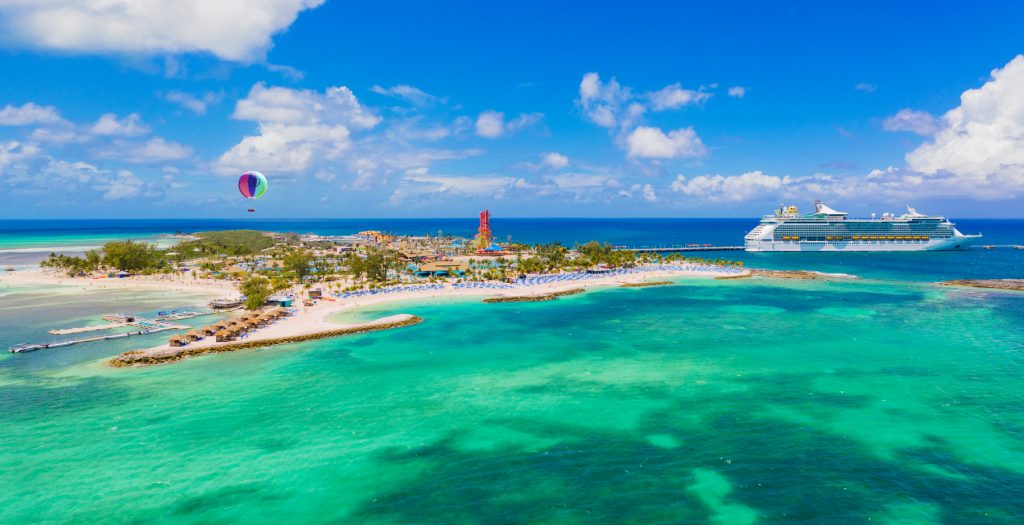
[{"x1": 0, "y1": 1, "x2": 1023, "y2": 218}]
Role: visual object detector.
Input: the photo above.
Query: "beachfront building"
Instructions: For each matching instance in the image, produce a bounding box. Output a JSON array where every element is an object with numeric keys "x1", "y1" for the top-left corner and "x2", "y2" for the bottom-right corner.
[{"x1": 415, "y1": 261, "x2": 469, "y2": 277}]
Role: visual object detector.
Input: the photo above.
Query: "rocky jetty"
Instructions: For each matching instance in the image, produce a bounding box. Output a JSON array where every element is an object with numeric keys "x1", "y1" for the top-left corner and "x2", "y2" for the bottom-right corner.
[
  {"x1": 620, "y1": 281, "x2": 673, "y2": 288},
  {"x1": 109, "y1": 315, "x2": 423, "y2": 367},
  {"x1": 483, "y1": 288, "x2": 585, "y2": 303},
  {"x1": 938, "y1": 279, "x2": 1024, "y2": 292}
]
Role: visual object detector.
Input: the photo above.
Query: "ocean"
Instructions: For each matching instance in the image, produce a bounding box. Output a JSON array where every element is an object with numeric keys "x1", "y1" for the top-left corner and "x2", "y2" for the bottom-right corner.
[{"x1": 1, "y1": 219, "x2": 1023, "y2": 523}]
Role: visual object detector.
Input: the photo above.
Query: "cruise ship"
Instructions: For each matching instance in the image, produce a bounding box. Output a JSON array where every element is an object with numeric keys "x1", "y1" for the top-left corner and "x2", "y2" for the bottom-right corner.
[{"x1": 744, "y1": 201, "x2": 981, "y2": 252}]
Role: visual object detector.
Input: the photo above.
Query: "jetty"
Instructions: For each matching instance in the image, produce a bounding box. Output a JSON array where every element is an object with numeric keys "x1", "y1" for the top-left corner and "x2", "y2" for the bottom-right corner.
[
  {"x1": 613, "y1": 245, "x2": 745, "y2": 253},
  {"x1": 109, "y1": 314, "x2": 423, "y2": 367},
  {"x1": 13, "y1": 309, "x2": 212, "y2": 353}
]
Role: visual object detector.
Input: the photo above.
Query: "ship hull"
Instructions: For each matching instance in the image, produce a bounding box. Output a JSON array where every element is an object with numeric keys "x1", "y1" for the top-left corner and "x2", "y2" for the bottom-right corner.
[{"x1": 745, "y1": 235, "x2": 981, "y2": 252}]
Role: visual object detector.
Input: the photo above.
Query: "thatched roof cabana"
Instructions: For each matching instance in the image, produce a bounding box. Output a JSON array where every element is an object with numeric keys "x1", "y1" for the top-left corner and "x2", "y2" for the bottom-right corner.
[
  {"x1": 185, "y1": 329, "x2": 203, "y2": 340},
  {"x1": 215, "y1": 330, "x2": 234, "y2": 342},
  {"x1": 168, "y1": 335, "x2": 187, "y2": 347},
  {"x1": 201, "y1": 325, "x2": 218, "y2": 335}
]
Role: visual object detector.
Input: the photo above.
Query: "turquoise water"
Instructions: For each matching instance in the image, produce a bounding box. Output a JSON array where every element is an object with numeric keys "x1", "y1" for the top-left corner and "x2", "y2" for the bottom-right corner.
[{"x1": 2, "y1": 276, "x2": 1024, "y2": 523}]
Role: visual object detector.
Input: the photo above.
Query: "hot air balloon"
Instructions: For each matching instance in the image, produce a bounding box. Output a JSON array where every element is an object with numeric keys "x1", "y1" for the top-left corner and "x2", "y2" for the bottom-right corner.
[{"x1": 238, "y1": 171, "x2": 267, "y2": 212}]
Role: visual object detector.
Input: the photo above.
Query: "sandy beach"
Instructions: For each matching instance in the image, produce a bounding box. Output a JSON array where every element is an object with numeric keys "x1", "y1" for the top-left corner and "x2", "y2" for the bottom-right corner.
[
  {"x1": 100, "y1": 265, "x2": 745, "y2": 366},
  {"x1": 0, "y1": 268, "x2": 238, "y2": 298}
]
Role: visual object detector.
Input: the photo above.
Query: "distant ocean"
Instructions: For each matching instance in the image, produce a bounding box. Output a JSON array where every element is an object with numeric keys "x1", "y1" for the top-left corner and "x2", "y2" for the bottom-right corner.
[
  {"x1": 2, "y1": 218, "x2": 1024, "y2": 523},
  {"x1": 1, "y1": 218, "x2": 1022, "y2": 281}
]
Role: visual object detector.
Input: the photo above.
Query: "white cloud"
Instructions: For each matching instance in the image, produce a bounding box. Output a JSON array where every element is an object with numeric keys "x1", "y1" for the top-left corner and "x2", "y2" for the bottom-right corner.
[
  {"x1": 626, "y1": 126, "x2": 707, "y2": 159},
  {"x1": 642, "y1": 183, "x2": 657, "y2": 202},
  {"x1": 882, "y1": 109, "x2": 940, "y2": 136},
  {"x1": 101, "y1": 170, "x2": 144, "y2": 200},
  {"x1": 0, "y1": 103, "x2": 64, "y2": 126},
  {"x1": 371, "y1": 84, "x2": 440, "y2": 107},
  {"x1": 390, "y1": 171, "x2": 520, "y2": 203},
  {"x1": 0, "y1": 0, "x2": 325, "y2": 62},
  {"x1": 578, "y1": 72, "x2": 630, "y2": 128},
  {"x1": 120, "y1": 138, "x2": 191, "y2": 163},
  {"x1": 0, "y1": 141, "x2": 41, "y2": 170},
  {"x1": 91, "y1": 113, "x2": 149, "y2": 136},
  {"x1": 541, "y1": 152, "x2": 569, "y2": 169},
  {"x1": 232, "y1": 83, "x2": 380, "y2": 129},
  {"x1": 727, "y1": 86, "x2": 747, "y2": 98},
  {"x1": 507, "y1": 112, "x2": 544, "y2": 132},
  {"x1": 627, "y1": 183, "x2": 658, "y2": 202},
  {"x1": 648, "y1": 83, "x2": 711, "y2": 110},
  {"x1": 671, "y1": 170, "x2": 784, "y2": 202},
  {"x1": 162, "y1": 90, "x2": 225, "y2": 115},
  {"x1": 475, "y1": 110, "x2": 505, "y2": 138},
  {"x1": 217, "y1": 83, "x2": 379, "y2": 173},
  {"x1": 855, "y1": 82, "x2": 877, "y2": 93},
  {"x1": 902, "y1": 54, "x2": 1024, "y2": 198}
]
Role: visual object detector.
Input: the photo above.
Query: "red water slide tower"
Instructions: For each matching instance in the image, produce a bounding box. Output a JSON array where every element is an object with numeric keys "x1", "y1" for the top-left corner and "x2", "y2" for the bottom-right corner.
[{"x1": 477, "y1": 209, "x2": 492, "y2": 248}]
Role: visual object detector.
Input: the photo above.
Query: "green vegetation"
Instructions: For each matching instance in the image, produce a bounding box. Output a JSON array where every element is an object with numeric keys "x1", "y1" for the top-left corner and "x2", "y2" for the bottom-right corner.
[
  {"x1": 177, "y1": 230, "x2": 275, "y2": 257},
  {"x1": 240, "y1": 275, "x2": 273, "y2": 310},
  {"x1": 345, "y1": 247, "x2": 402, "y2": 283}
]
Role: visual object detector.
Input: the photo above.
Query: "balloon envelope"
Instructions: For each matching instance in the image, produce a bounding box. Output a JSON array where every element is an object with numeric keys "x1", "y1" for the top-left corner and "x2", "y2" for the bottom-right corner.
[{"x1": 238, "y1": 171, "x2": 267, "y2": 199}]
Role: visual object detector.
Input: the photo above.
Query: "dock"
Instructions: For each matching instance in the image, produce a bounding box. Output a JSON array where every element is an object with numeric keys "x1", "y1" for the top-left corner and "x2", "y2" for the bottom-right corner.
[
  {"x1": 13, "y1": 310, "x2": 214, "y2": 354},
  {"x1": 614, "y1": 245, "x2": 746, "y2": 253}
]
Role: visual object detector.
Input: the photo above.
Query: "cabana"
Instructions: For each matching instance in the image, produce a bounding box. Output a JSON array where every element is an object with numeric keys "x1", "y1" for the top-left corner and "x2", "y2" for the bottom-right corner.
[
  {"x1": 215, "y1": 330, "x2": 235, "y2": 342},
  {"x1": 201, "y1": 325, "x2": 219, "y2": 336},
  {"x1": 168, "y1": 335, "x2": 187, "y2": 347},
  {"x1": 184, "y1": 329, "x2": 204, "y2": 341}
]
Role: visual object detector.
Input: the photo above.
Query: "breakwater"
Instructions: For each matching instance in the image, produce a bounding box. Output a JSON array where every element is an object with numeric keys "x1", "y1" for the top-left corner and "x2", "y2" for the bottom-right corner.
[
  {"x1": 108, "y1": 315, "x2": 423, "y2": 367},
  {"x1": 939, "y1": 279, "x2": 1024, "y2": 292},
  {"x1": 620, "y1": 281, "x2": 673, "y2": 288},
  {"x1": 483, "y1": 288, "x2": 585, "y2": 303}
]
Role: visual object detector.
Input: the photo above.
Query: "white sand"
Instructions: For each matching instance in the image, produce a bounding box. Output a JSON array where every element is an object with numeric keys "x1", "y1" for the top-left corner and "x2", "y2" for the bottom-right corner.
[{"x1": 0, "y1": 268, "x2": 238, "y2": 298}]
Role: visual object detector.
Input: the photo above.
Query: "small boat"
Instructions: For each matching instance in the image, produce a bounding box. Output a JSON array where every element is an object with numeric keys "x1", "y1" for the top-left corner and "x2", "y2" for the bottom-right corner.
[
  {"x1": 4, "y1": 266, "x2": 15, "y2": 272},
  {"x1": 46, "y1": 341, "x2": 74, "y2": 348},
  {"x1": 9, "y1": 343, "x2": 45, "y2": 353}
]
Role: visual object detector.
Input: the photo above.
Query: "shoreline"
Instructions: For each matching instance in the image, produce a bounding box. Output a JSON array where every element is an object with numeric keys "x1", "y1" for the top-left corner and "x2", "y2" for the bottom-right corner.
[
  {"x1": 109, "y1": 314, "x2": 423, "y2": 367},
  {"x1": 100, "y1": 266, "x2": 746, "y2": 367},
  {"x1": 0, "y1": 268, "x2": 238, "y2": 299}
]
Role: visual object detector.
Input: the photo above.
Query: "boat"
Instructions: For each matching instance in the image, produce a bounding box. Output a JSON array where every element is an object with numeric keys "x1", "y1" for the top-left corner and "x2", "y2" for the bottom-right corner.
[
  {"x1": 46, "y1": 341, "x2": 74, "y2": 348},
  {"x1": 744, "y1": 201, "x2": 982, "y2": 252},
  {"x1": 9, "y1": 343, "x2": 45, "y2": 353}
]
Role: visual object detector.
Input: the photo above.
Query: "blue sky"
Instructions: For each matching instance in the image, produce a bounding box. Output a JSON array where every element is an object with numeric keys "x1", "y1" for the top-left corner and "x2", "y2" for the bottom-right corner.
[{"x1": 0, "y1": 1, "x2": 1022, "y2": 218}]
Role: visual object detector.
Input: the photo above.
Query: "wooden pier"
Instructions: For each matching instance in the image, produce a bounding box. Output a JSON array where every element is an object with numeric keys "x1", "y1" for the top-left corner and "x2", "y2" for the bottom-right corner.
[{"x1": 614, "y1": 245, "x2": 746, "y2": 253}]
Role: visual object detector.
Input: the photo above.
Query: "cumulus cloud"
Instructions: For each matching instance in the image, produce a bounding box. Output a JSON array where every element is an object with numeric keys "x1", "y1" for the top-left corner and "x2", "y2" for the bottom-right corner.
[
  {"x1": 474, "y1": 110, "x2": 543, "y2": 138},
  {"x1": 727, "y1": 86, "x2": 747, "y2": 98},
  {"x1": 626, "y1": 126, "x2": 706, "y2": 159},
  {"x1": 0, "y1": 103, "x2": 65, "y2": 126},
  {"x1": 0, "y1": 140, "x2": 41, "y2": 170},
  {"x1": 162, "y1": 90, "x2": 225, "y2": 115},
  {"x1": 475, "y1": 110, "x2": 505, "y2": 138},
  {"x1": 541, "y1": 152, "x2": 569, "y2": 169},
  {"x1": 371, "y1": 84, "x2": 441, "y2": 107},
  {"x1": 578, "y1": 72, "x2": 711, "y2": 161},
  {"x1": 577, "y1": 72, "x2": 632, "y2": 128},
  {"x1": 647, "y1": 83, "x2": 711, "y2": 110},
  {"x1": 91, "y1": 113, "x2": 149, "y2": 136},
  {"x1": 0, "y1": 0, "x2": 325, "y2": 62},
  {"x1": 217, "y1": 83, "x2": 380, "y2": 173},
  {"x1": 390, "y1": 171, "x2": 520, "y2": 203},
  {"x1": 671, "y1": 171, "x2": 784, "y2": 202},
  {"x1": 902, "y1": 54, "x2": 1024, "y2": 198},
  {"x1": 882, "y1": 109, "x2": 940, "y2": 136}
]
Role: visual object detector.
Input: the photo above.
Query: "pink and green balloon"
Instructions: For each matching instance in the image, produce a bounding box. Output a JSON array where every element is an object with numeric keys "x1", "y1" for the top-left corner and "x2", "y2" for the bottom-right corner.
[{"x1": 238, "y1": 171, "x2": 267, "y2": 199}]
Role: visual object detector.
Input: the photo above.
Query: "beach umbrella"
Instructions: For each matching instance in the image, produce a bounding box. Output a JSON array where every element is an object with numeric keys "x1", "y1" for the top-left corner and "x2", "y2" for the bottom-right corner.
[{"x1": 238, "y1": 171, "x2": 268, "y2": 212}]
